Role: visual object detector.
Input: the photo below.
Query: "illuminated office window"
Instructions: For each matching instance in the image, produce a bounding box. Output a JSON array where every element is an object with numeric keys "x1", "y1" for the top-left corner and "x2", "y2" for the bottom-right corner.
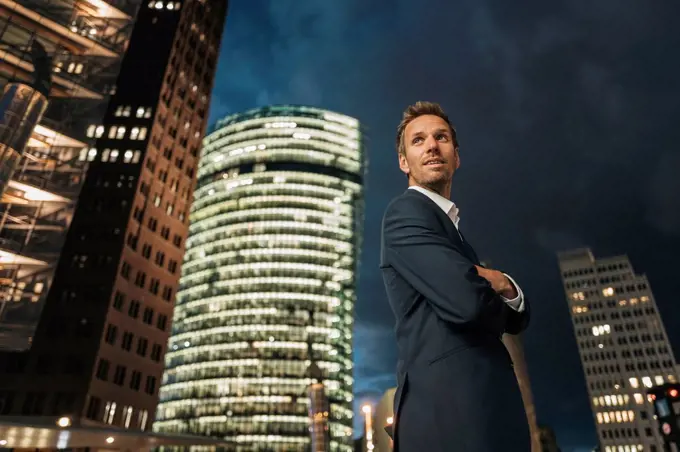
[
  {"x1": 103, "y1": 401, "x2": 116, "y2": 425},
  {"x1": 123, "y1": 406, "x2": 133, "y2": 428},
  {"x1": 154, "y1": 106, "x2": 364, "y2": 451}
]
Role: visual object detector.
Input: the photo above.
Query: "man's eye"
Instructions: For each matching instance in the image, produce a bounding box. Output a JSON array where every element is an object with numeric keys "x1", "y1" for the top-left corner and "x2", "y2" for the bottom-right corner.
[
  {"x1": 412, "y1": 137, "x2": 423, "y2": 144},
  {"x1": 436, "y1": 134, "x2": 449, "y2": 141}
]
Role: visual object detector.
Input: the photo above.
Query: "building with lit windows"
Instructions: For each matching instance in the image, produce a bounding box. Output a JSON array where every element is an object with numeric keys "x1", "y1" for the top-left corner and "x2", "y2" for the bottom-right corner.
[
  {"x1": 0, "y1": 0, "x2": 228, "y2": 434},
  {"x1": 559, "y1": 248, "x2": 679, "y2": 452},
  {"x1": 0, "y1": 0, "x2": 139, "y2": 351},
  {"x1": 154, "y1": 105, "x2": 366, "y2": 451}
]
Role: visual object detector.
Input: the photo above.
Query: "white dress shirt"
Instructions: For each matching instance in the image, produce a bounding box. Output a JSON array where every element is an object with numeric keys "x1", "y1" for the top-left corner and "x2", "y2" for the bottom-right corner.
[{"x1": 408, "y1": 186, "x2": 525, "y2": 312}]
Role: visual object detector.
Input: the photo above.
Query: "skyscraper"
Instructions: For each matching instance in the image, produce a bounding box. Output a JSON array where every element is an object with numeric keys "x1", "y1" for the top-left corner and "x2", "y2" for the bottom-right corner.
[
  {"x1": 154, "y1": 105, "x2": 365, "y2": 451},
  {"x1": 0, "y1": 0, "x2": 228, "y2": 431},
  {"x1": 0, "y1": 0, "x2": 140, "y2": 351},
  {"x1": 559, "y1": 248, "x2": 679, "y2": 452}
]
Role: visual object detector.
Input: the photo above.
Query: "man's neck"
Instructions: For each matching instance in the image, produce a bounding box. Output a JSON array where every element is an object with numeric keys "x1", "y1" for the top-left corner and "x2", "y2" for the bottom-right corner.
[{"x1": 408, "y1": 182, "x2": 451, "y2": 200}]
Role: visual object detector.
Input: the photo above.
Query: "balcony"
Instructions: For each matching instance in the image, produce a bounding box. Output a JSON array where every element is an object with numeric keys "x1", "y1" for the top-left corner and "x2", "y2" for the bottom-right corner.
[
  {"x1": 2, "y1": 179, "x2": 70, "y2": 204},
  {"x1": 28, "y1": 124, "x2": 86, "y2": 149},
  {"x1": 0, "y1": 48, "x2": 103, "y2": 99},
  {"x1": 78, "y1": 0, "x2": 131, "y2": 20},
  {"x1": 0, "y1": 120, "x2": 86, "y2": 350},
  {"x1": 0, "y1": 0, "x2": 132, "y2": 58},
  {"x1": 0, "y1": 243, "x2": 47, "y2": 266}
]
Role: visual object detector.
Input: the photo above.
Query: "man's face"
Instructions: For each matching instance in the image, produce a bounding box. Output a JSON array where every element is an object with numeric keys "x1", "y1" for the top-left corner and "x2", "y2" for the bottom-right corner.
[{"x1": 399, "y1": 114, "x2": 459, "y2": 193}]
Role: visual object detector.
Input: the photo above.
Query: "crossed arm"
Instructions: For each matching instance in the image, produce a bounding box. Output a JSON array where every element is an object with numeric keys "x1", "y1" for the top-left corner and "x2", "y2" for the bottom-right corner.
[{"x1": 382, "y1": 196, "x2": 529, "y2": 335}]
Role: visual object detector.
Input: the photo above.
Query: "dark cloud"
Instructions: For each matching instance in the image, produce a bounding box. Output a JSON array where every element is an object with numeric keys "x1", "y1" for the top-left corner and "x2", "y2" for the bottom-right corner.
[
  {"x1": 352, "y1": 322, "x2": 396, "y2": 431},
  {"x1": 646, "y1": 152, "x2": 680, "y2": 235},
  {"x1": 210, "y1": 1, "x2": 680, "y2": 449}
]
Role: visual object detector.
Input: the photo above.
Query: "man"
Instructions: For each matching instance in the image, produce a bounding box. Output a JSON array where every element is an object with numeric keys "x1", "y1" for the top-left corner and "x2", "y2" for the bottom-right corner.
[{"x1": 380, "y1": 101, "x2": 530, "y2": 451}]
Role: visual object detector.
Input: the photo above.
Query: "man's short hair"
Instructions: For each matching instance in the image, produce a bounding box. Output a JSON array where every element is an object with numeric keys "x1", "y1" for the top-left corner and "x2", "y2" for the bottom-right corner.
[{"x1": 396, "y1": 101, "x2": 458, "y2": 155}]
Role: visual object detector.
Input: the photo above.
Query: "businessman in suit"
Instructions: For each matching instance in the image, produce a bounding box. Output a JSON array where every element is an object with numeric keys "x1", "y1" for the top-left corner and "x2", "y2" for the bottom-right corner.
[{"x1": 380, "y1": 101, "x2": 531, "y2": 451}]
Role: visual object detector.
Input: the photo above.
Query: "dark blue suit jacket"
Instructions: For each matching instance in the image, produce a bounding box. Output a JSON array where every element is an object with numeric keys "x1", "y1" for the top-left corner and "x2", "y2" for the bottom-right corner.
[{"x1": 380, "y1": 189, "x2": 531, "y2": 451}]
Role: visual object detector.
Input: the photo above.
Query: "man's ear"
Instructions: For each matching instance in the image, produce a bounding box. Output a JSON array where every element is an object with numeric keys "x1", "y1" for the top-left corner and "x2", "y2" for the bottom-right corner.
[
  {"x1": 398, "y1": 153, "x2": 410, "y2": 175},
  {"x1": 454, "y1": 147, "x2": 461, "y2": 170}
]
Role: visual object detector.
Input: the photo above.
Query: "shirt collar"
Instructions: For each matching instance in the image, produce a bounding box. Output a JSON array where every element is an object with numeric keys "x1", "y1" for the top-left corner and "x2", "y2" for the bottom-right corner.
[{"x1": 408, "y1": 186, "x2": 460, "y2": 227}]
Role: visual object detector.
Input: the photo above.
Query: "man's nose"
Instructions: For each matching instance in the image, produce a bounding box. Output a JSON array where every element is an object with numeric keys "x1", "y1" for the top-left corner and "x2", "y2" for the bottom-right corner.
[{"x1": 424, "y1": 135, "x2": 439, "y2": 151}]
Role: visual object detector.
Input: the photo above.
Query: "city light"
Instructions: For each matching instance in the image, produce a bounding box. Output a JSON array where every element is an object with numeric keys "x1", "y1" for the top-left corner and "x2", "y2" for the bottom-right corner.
[
  {"x1": 56, "y1": 417, "x2": 71, "y2": 427},
  {"x1": 592, "y1": 324, "x2": 610, "y2": 336},
  {"x1": 362, "y1": 403, "x2": 374, "y2": 451},
  {"x1": 154, "y1": 106, "x2": 364, "y2": 451}
]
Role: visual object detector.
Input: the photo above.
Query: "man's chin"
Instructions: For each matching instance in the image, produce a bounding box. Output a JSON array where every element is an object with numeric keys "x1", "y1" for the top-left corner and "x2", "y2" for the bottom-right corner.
[
  {"x1": 422, "y1": 175, "x2": 451, "y2": 187},
  {"x1": 417, "y1": 179, "x2": 449, "y2": 194}
]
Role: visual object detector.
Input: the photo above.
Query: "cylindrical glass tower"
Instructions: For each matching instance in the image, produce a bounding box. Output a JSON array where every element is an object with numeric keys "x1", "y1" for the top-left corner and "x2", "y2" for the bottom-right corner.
[{"x1": 154, "y1": 105, "x2": 365, "y2": 451}]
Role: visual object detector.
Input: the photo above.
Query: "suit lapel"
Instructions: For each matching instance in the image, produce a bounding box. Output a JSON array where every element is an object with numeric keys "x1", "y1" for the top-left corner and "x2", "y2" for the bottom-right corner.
[
  {"x1": 457, "y1": 229, "x2": 480, "y2": 265},
  {"x1": 405, "y1": 190, "x2": 479, "y2": 264}
]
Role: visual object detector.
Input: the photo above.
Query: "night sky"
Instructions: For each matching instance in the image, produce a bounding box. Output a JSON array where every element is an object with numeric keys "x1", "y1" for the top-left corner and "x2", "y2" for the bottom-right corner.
[{"x1": 206, "y1": 2, "x2": 680, "y2": 451}]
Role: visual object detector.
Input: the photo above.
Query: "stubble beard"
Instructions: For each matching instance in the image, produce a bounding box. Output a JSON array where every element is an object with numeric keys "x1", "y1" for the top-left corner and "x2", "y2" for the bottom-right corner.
[{"x1": 415, "y1": 171, "x2": 451, "y2": 197}]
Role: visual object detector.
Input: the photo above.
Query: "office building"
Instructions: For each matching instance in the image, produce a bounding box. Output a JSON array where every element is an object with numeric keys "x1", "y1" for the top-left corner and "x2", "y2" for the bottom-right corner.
[
  {"x1": 0, "y1": 0, "x2": 228, "y2": 432},
  {"x1": 559, "y1": 248, "x2": 679, "y2": 452},
  {"x1": 0, "y1": 0, "x2": 139, "y2": 351},
  {"x1": 153, "y1": 105, "x2": 366, "y2": 451}
]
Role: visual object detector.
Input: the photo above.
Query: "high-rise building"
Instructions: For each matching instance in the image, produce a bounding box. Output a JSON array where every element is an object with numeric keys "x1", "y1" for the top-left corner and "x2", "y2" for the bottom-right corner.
[
  {"x1": 153, "y1": 105, "x2": 365, "y2": 451},
  {"x1": 558, "y1": 248, "x2": 679, "y2": 452},
  {"x1": 0, "y1": 0, "x2": 228, "y2": 432},
  {"x1": 0, "y1": 0, "x2": 140, "y2": 351}
]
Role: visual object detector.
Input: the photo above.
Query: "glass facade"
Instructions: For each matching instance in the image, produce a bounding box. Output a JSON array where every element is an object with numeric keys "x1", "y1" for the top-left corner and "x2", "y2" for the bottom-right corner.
[
  {"x1": 0, "y1": 0, "x2": 138, "y2": 350},
  {"x1": 154, "y1": 105, "x2": 365, "y2": 451}
]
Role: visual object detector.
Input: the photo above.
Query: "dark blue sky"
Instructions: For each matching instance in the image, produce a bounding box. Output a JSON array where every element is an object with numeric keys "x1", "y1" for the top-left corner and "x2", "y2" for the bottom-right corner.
[{"x1": 207, "y1": 2, "x2": 680, "y2": 451}]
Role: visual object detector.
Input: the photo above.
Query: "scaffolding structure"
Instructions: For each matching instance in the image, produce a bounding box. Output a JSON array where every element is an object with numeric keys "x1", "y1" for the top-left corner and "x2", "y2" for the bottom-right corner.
[{"x1": 0, "y1": 0, "x2": 139, "y2": 350}]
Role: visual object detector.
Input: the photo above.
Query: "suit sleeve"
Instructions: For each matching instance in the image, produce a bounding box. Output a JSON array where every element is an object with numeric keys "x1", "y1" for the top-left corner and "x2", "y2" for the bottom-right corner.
[
  {"x1": 383, "y1": 196, "x2": 528, "y2": 333},
  {"x1": 502, "y1": 276, "x2": 530, "y2": 335}
]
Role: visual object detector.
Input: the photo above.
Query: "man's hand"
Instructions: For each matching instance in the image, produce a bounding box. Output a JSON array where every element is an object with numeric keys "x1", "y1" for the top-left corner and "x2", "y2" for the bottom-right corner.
[{"x1": 474, "y1": 265, "x2": 518, "y2": 299}]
